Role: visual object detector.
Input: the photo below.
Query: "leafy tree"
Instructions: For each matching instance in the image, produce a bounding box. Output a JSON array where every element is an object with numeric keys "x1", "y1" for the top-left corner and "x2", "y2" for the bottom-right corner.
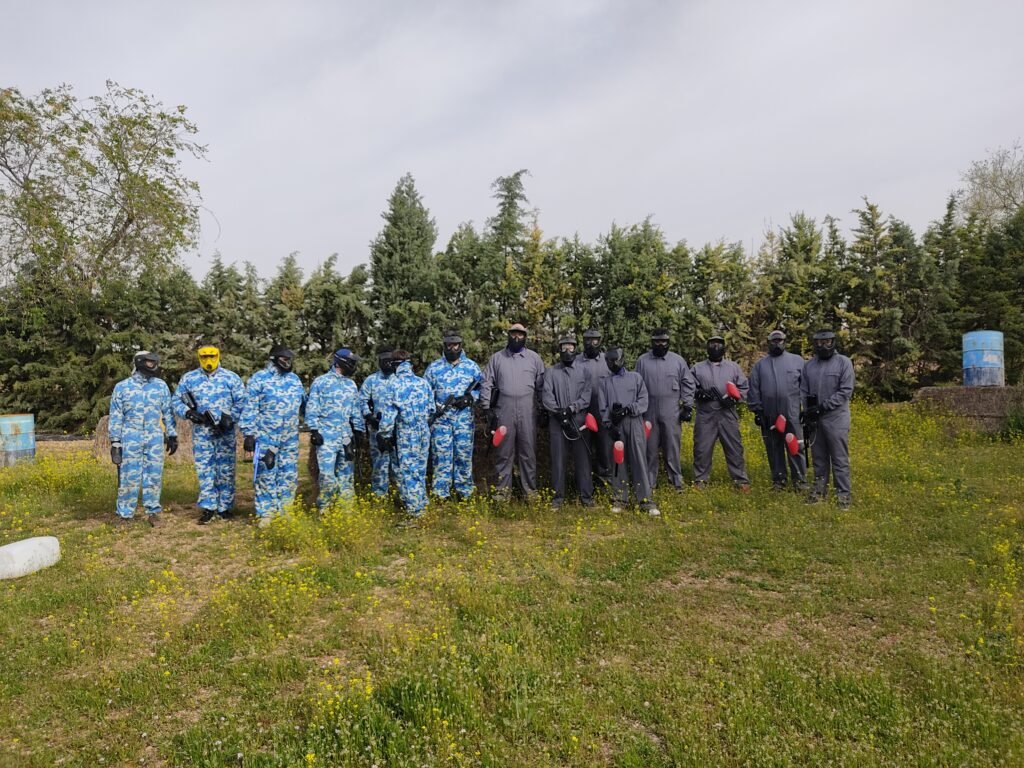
[{"x1": 960, "y1": 141, "x2": 1024, "y2": 225}]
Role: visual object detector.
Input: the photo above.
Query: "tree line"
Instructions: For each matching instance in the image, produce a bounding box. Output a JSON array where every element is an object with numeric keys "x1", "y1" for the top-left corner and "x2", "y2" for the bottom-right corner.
[{"x1": 1, "y1": 84, "x2": 1022, "y2": 433}]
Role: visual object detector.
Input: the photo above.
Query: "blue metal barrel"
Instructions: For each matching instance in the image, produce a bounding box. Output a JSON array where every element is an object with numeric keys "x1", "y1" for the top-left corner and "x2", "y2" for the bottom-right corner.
[
  {"x1": 963, "y1": 331, "x2": 1005, "y2": 387},
  {"x1": 0, "y1": 414, "x2": 36, "y2": 468}
]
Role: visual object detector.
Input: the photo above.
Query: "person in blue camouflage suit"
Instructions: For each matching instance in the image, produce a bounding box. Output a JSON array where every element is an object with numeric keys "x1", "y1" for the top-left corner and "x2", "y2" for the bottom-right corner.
[
  {"x1": 109, "y1": 351, "x2": 178, "y2": 527},
  {"x1": 376, "y1": 350, "x2": 433, "y2": 521},
  {"x1": 173, "y1": 345, "x2": 247, "y2": 524},
  {"x1": 424, "y1": 331, "x2": 482, "y2": 500},
  {"x1": 306, "y1": 348, "x2": 364, "y2": 509},
  {"x1": 239, "y1": 345, "x2": 306, "y2": 525},
  {"x1": 360, "y1": 347, "x2": 397, "y2": 497}
]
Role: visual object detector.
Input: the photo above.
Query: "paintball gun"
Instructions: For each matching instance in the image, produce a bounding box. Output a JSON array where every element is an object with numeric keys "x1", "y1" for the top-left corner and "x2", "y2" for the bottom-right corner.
[
  {"x1": 181, "y1": 390, "x2": 217, "y2": 428},
  {"x1": 429, "y1": 381, "x2": 481, "y2": 426}
]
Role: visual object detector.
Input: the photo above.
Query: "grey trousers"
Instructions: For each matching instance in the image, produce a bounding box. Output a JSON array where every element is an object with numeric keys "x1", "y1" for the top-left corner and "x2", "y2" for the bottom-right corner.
[
  {"x1": 645, "y1": 399, "x2": 684, "y2": 490},
  {"x1": 549, "y1": 417, "x2": 593, "y2": 504},
  {"x1": 611, "y1": 418, "x2": 654, "y2": 508},
  {"x1": 493, "y1": 395, "x2": 538, "y2": 495},
  {"x1": 762, "y1": 422, "x2": 807, "y2": 485},
  {"x1": 811, "y1": 413, "x2": 851, "y2": 496},
  {"x1": 693, "y1": 406, "x2": 750, "y2": 484}
]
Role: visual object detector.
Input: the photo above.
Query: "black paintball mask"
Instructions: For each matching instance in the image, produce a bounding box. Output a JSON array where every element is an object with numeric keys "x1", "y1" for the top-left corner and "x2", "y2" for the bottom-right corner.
[
  {"x1": 270, "y1": 344, "x2": 294, "y2": 373},
  {"x1": 558, "y1": 338, "x2": 577, "y2": 366},
  {"x1": 767, "y1": 331, "x2": 786, "y2": 357},
  {"x1": 442, "y1": 331, "x2": 462, "y2": 363},
  {"x1": 651, "y1": 328, "x2": 670, "y2": 358},
  {"x1": 605, "y1": 347, "x2": 625, "y2": 375},
  {"x1": 582, "y1": 330, "x2": 602, "y2": 359},
  {"x1": 507, "y1": 325, "x2": 527, "y2": 353},
  {"x1": 134, "y1": 351, "x2": 160, "y2": 379},
  {"x1": 333, "y1": 348, "x2": 359, "y2": 377},
  {"x1": 813, "y1": 331, "x2": 837, "y2": 360},
  {"x1": 707, "y1": 337, "x2": 726, "y2": 363},
  {"x1": 377, "y1": 347, "x2": 394, "y2": 376}
]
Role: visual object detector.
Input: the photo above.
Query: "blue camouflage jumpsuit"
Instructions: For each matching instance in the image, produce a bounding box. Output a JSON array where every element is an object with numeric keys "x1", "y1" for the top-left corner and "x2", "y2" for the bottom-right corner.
[
  {"x1": 109, "y1": 372, "x2": 177, "y2": 519},
  {"x1": 360, "y1": 370, "x2": 396, "y2": 496},
  {"x1": 378, "y1": 361, "x2": 433, "y2": 515},
  {"x1": 424, "y1": 352, "x2": 482, "y2": 499},
  {"x1": 306, "y1": 369, "x2": 364, "y2": 508},
  {"x1": 239, "y1": 363, "x2": 306, "y2": 518},
  {"x1": 173, "y1": 367, "x2": 246, "y2": 514}
]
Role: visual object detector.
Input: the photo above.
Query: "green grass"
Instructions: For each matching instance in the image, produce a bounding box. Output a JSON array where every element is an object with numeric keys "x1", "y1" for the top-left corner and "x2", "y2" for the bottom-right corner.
[{"x1": 1, "y1": 405, "x2": 1022, "y2": 766}]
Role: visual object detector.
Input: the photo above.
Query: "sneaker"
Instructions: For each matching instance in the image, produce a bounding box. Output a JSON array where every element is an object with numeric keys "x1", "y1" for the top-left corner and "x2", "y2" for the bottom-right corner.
[
  {"x1": 610, "y1": 505, "x2": 624, "y2": 514},
  {"x1": 113, "y1": 516, "x2": 133, "y2": 529},
  {"x1": 580, "y1": 499, "x2": 595, "y2": 508},
  {"x1": 836, "y1": 495, "x2": 852, "y2": 510},
  {"x1": 693, "y1": 481, "x2": 707, "y2": 491},
  {"x1": 146, "y1": 514, "x2": 162, "y2": 528},
  {"x1": 491, "y1": 489, "x2": 511, "y2": 504},
  {"x1": 737, "y1": 483, "x2": 751, "y2": 494},
  {"x1": 771, "y1": 482, "x2": 787, "y2": 492},
  {"x1": 805, "y1": 490, "x2": 826, "y2": 505},
  {"x1": 197, "y1": 509, "x2": 217, "y2": 525},
  {"x1": 794, "y1": 481, "x2": 810, "y2": 493},
  {"x1": 218, "y1": 510, "x2": 235, "y2": 520},
  {"x1": 550, "y1": 501, "x2": 563, "y2": 511},
  {"x1": 648, "y1": 506, "x2": 662, "y2": 517}
]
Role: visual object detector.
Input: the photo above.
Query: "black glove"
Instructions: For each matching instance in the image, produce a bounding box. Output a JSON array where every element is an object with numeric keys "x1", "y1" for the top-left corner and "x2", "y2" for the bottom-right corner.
[
  {"x1": 558, "y1": 407, "x2": 574, "y2": 424},
  {"x1": 719, "y1": 393, "x2": 735, "y2": 408},
  {"x1": 243, "y1": 435, "x2": 256, "y2": 453},
  {"x1": 376, "y1": 432, "x2": 392, "y2": 453},
  {"x1": 610, "y1": 403, "x2": 626, "y2": 426},
  {"x1": 310, "y1": 429, "x2": 324, "y2": 447},
  {"x1": 753, "y1": 411, "x2": 764, "y2": 428},
  {"x1": 185, "y1": 408, "x2": 204, "y2": 425},
  {"x1": 165, "y1": 435, "x2": 178, "y2": 455},
  {"x1": 454, "y1": 394, "x2": 474, "y2": 410},
  {"x1": 695, "y1": 388, "x2": 713, "y2": 403},
  {"x1": 260, "y1": 449, "x2": 276, "y2": 470},
  {"x1": 368, "y1": 412, "x2": 382, "y2": 431},
  {"x1": 343, "y1": 441, "x2": 355, "y2": 462},
  {"x1": 679, "y1": 405, "x2": 693, "y2": 423},
  {"x1": 803, "y1": 405, "x2": 823, "y2": 423},
  {"x1": 218, "y1": 414, "x2": 234, "y2": 433},
  {"x1": 110, "y1": 444, "x2": 123, "y2": 466},
  {"x1": 487, "y1": 411, "x2": 499, "y2": 434}
]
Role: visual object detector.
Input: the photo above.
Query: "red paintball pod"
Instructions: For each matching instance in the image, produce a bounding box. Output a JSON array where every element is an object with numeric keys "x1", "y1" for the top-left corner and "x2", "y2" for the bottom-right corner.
[
  {"x1": 644, "y1": 420, "x2": 652, "y2": 439},
  {"x1": 491, "y1": 424, "x2": 507, "y2": 447},
  {"x1": 613, "y1": 440, "x2": 625, "y2": 465},
  {"x1": 584, "y1": 412, "x2": 599, "y2": 432},
  {"x1": 773, "y1": 414, "x2": 787, "y2": 433},
  {"x1": 725, "y1": 381, "x2": 742, "y2": 401},
  {"x1": 785, "y1": 432, "x2": 801, "y2": 456}
]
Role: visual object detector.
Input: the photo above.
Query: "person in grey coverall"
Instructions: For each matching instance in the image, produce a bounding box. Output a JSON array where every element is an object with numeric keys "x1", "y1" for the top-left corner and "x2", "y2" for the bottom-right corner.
[
  {"x1": 748, "y1": 329, "x2": 808, "y2": 491},
  {"x1": 634, "y1": 328, "x2": 695, "y2": 491},
  {"x1": 691, "y1": 335, "x2": 751, "y2": 490},
  {"x1": 480, "y1": 323, "x2": 546, "y2": 502},
  {"x1": 578, "y1": 328, "x2": 612, "y2": 488},
  {"x1": 598, "y1": 347, "x2": 659, "y2": 516},
  {"x1": 542, "y1": 337, "x2": 594, "y2": 508},
  {"x1": 801, "y1": 330, "x2": 855, "y2": 508}
]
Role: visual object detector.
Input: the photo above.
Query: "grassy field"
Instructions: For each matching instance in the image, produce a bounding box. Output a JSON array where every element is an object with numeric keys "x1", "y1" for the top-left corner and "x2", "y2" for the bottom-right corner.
[{"x1": 1, "y1": 405, "x2": 1022, "y2": 767}]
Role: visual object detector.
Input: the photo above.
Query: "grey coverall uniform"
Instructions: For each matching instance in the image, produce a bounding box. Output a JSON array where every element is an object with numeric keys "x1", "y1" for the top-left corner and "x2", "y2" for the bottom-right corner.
[
  {"x1": 691, "y1": 359, "x2": 750, "y2": 485},
  {"x1": 598, "y1": 369, "x2": 655, "y2": 509},
  {"x1": 578, "y1": 351, "x2": 612, "y2": 485},
  {"x1": 542, "y1": 361, "x2": 594, "y2": 506},
  {"x1": 748, "y1": 351, "x2": 807, "y2": 487},
  {"x1": 635, "y1": 351, "x2": 695, "y2": 490},
  {"x1": 480, "y1": 346, "x2": 546, "y2": 497},
  {"x1": 800, "y1": 354, "x2": 855, "y2": 499}
]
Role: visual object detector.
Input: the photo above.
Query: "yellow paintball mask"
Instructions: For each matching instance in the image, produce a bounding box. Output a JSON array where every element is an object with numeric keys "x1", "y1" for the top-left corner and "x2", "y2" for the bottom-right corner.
[{"x1": 198, "y1": 346, "x2": 221, "y2": 373}]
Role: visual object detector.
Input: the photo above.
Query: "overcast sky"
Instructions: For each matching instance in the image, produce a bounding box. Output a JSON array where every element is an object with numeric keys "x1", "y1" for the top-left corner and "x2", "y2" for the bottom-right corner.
[{"x1": 4, "y1": 0, "x2": 1023, "y2": 278}]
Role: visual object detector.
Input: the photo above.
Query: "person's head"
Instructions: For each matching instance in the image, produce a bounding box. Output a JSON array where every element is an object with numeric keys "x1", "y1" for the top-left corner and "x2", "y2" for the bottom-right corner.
[
  {"x1": 197, "y1": 345, "x2": 220, "y2": 373},
  {"x1": 767, "y1": 330, "x2": 786, "y2": 357},
  {"x1": 706, "y1": 335, "x2": 726, "y2": 362},
  {"x1": 390, "y1": 349, "x2": 411, "y2": 373},
  {"x1": 812, "y1": 330, "x2": 837, "y2": 360},
  {"x1": 582, "y1": 329, "x2": 602, "y2": 359},
  {"x1": 377, "y1": 346, "x2": 394, "y2": 376},
  {"x1": 558, "y1": 336, "x2": 577, "y2": 366},
  {"x1": 332, "y1": 348, "x2": 359, "y2": 377},
  {"x1": 442, "y1": 330, "x2": 463, "y2": 363},
  {"x1": 650, "y1": 328, "x2": 670, "y2": 358},
  {"x1": 605, "y1": 346, "x2": 625, "y2": 374},
  {"x1": 134, "y1": 350, "x2": 160, "y2": 378},
  {"x1": 507, "y1": 323, "x2": 527, "y2": 353},
  {"x1": 269, "y1": 344, "x2": 294, "y2": 373}
]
